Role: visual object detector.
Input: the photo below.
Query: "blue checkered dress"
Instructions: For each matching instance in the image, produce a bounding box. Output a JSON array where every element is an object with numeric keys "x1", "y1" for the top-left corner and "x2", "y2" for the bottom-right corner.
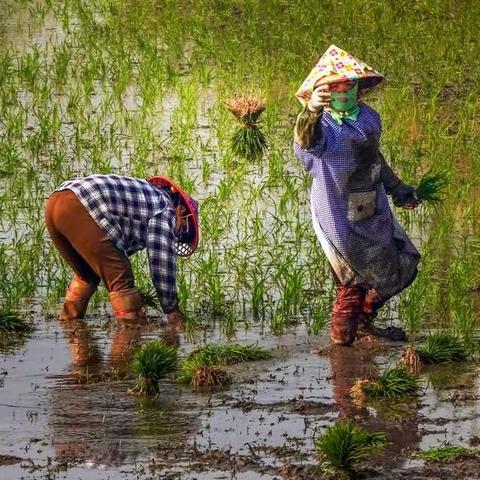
[
  {"x1": 56, "y1": 174, "x2": 178, "y2": 313},
  {"x1": 294, "y1": 104, "x2": 419, "y2": 301}
]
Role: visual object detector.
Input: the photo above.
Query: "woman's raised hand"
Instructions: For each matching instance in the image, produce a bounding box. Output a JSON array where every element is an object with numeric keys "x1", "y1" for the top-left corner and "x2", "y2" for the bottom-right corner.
[{"x1": 307, "y1": 85, "x2": 331, "y2": 113}]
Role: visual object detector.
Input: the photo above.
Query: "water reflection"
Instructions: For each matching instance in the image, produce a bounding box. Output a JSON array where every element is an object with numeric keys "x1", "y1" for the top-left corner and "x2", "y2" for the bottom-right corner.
[
  {"x1": 48, "y1": 319, "x2": 196, "y2": 468},
  {"x1": 327, "y1": 345, "x2": 421, "y2": 465}
]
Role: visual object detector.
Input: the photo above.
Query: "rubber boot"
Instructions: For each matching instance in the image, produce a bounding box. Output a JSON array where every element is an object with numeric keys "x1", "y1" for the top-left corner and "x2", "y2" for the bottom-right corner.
[
  {"x1": 110, "y1": 287, "x2": 146, "y2": 322},
  {"x1": 60, "y1": 275, "x2": 97, "y2": 320},
  {"x1": 329, "y1": 285, "x2": 364, "y2": 346},
  {"x1": 356, "y1": 289, "x2": 380, "y2": 338}
]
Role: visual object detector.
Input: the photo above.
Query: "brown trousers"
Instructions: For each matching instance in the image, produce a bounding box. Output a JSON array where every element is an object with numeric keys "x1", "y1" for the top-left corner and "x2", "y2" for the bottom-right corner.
[{"x1": 45, "y1": 190, "x2": 134, "y2": 292}]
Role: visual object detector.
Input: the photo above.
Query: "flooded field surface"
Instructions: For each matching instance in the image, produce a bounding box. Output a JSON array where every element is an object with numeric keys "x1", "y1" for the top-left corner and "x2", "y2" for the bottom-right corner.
[
  {"x1": 1, "y1": 1, "x2": 480, "y2": 479},
  {"x1": 2, "y1": 315, "x2": 480, "y2": 479}
]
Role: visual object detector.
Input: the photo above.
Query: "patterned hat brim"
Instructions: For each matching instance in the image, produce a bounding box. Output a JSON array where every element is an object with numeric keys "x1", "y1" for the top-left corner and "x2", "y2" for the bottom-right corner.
[{"x1": 147, "y1": 176, "x2": 199, "y2": 257}]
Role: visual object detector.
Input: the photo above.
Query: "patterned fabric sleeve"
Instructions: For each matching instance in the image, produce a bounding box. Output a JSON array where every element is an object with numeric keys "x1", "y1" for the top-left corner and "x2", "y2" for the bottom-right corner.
[
  {"x1": 146, "y1": 208, "x2": 178, "y2": 313},
  {"x1": 294, "y1": 106, "x2": 323, "y2": 149},
  {"x1": 378, "y1": 151, "x2": 401, "y2": 194}
]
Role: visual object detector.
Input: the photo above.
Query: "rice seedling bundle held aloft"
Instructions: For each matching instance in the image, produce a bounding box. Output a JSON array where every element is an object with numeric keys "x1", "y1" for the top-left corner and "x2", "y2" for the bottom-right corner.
[
  {"x1": 130, "y1": 340, "x2": 178, "y2": 395},
  {"x1": 227, "y1": 96, "x2": 268, "y2": 159},
  {"x1": 351, "y1": 366, "x2": 421, "y2": 401},
  {"x1": 0, "y1": 307, "x2": 33, "y2": 334},
  {"x1": 415, "y1": 444, "x2": 480, "y2": 462},
  {"x1": 315, "y1": 421, "x2": 388, "y2": 478},
  {"x1": 415, "y1": 172, "x2": 448, "y2": 203}
]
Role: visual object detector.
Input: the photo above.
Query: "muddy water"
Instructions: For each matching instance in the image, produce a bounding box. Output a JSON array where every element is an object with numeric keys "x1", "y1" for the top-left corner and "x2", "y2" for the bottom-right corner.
[{"x1": 1, "y1": 314, "x2": 479, "y2": 479}]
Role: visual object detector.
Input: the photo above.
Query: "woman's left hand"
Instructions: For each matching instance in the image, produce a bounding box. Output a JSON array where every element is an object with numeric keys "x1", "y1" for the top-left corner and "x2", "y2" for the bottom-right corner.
[{"x1": 391, "y1": 182, "x2": 421, "y2": 209}]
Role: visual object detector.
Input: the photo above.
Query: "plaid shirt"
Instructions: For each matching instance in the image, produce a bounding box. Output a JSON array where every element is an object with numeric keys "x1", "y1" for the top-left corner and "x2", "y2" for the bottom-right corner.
[{"x1": 56, "y1": 174, "x2": 178, "y2": 313}]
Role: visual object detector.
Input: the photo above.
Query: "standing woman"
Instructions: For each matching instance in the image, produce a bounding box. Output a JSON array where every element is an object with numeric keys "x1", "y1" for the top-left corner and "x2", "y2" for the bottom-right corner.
[
  {"x1": 45, "y1": 174, "x2": 199, "y2": 326},
  {"x1": 294, "y1": 45, "x2": 420, "y2": 346}
]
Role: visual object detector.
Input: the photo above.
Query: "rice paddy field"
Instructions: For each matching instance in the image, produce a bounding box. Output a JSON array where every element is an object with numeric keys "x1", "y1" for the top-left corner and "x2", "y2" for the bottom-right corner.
[{"x1": 1, "y1": 0, "x2": 480, "y2": 478}]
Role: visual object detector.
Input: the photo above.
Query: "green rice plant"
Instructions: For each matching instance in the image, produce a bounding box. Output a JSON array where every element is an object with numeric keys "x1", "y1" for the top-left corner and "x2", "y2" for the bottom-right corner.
[
  {"x1": 177, "y1": 343, "x2": 270, "y2": 385},
  {"x1": 415, "y1": 444, "x2": 479, "y2": 462},
  {"x1": 0, "y1": 306, "x2": 33, "y2": 334},
  {"x1": 315, "y1": 421, "x2": 388, "y2": 478},
  {"x1": 227, "y1": 96, "x2": 268, "y2": 160},
  {"x1": 415, "y1": 172, "x2": 448, "y2": 203},
  {"x1": 140, "y1": 286, "x2": 161, "y2": 311},
  {"x1": 129, "y1": 341, "x2": 178, "y2": 395},
  {"x1": 417, "y1": 331, "x2": 467, "y2": 364},
  {"x1": 351, "y1": 366, "x2": 421, "y2": 402}
]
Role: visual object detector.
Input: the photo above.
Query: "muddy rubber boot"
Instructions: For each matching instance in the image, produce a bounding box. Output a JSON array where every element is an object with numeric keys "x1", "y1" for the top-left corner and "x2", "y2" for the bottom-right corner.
[
  {"x1": 60, "y1": 275, "x2": 97, "y2": 320},
  {"x1": 110, "y1": 287, "x2": 146, "y2": 322},
  {"x1": 330, "y1": 313, "x2": 358, "y2": 346},
  {"x1": 330, "y1": 284, "x2": 364, "y2": 346}
]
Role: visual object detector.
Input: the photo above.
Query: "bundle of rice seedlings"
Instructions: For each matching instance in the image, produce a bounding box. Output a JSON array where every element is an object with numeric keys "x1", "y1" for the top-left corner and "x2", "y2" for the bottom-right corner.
[
  {"x1": 227, "y1": 96, "x2": 268, "y2": 159},
  {"x1": 0, "y1": 306, "x2": 33, "y2": 334},
  {"x1": 140, "y1": 286, "x2": 160, "y2": 311},
  {"x1": 416, "y1": 331, "x2": 467, "y2": 363},
  {"x1": 192, "y1": 365, "x2": 231, "y2": 388},
  {"x1": 415, "y1": 172, "x2": 448, "y2": 203},
  {"x1": 415, "y1": 444, "x2": 479, "y2": 462},
  {"x1": 315, "y1": 421, "x2": 388, "y2": 478},
  {"x1": 129, "y1": 340, "x2": 178, "y2": 395},
  {"x1": 177, "y1": 343, "x2": 271, "y2": 386},
  {"x1": 401, "y1": 346, "x2": 423, "y2": 373},
  {"x1": 402, "y1": 331, "x2": 467, "y2": 373},
  {"x1": 351, "y1": 366, "x2": 421, "y2": 401}
]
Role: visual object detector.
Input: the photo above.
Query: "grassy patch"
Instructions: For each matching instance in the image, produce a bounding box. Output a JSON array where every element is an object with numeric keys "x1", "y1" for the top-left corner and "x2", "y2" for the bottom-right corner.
[
  {"x1": 0, "y1": 307, "x2": 33, "y2": 334},
  {"x1": 415, "y1": 445, "x2": 479, "y2": 462},
  {"x1": 315, "y1": 421, "x2": 388, "y2": 478},
  {"x1": 129, "y1": 340, "x2": 178, "y2": 395}
]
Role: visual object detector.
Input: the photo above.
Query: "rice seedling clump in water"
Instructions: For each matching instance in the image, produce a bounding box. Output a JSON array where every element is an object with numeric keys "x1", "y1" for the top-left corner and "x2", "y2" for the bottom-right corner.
[
  {"x1": 177, "y1": 343, "x2": 270, "y2": 386},
  {"x1": 415, "y1": 444, "x2": 479, "y2": 462},
  {"x1": 402, "y1": 331, "x2": 468, "y2": 372},
  {"x1": 315, "y1": 421, "x2": 388, "y2": 478},
  {"x1": 351, "y1": 366, "x2": 421, "y2": 401},
  {"x1": 130, "y1": 340, "x2": 178, "y2": 395},
  {"x1": 0, "y1": 306, "x2": 33, "y2": 334},
  {"x1": 227, "y1": 96, "x2": 268, "y2": 159},
  {"x1": 416, "y1": 331, "x2": 468, "y2": 363},
  {"x1": 415, "y1": 172, "x2": 448, "y2": 203}
]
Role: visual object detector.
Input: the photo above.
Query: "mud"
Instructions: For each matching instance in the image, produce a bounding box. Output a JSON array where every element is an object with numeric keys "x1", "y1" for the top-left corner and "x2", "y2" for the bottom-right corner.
[{"x1": 1, "y1": 314, "x2": 480, "y2": 479}]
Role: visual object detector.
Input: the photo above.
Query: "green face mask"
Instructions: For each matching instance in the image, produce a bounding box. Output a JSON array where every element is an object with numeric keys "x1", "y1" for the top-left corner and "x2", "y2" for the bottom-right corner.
[{"x1": 330, "y1": 83, "x2": 359, "y2": 112}]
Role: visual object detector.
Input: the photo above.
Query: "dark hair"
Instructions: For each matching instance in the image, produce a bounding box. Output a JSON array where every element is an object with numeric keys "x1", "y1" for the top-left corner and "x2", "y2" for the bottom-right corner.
[{"x1": 177, "y1": 225, "x2": 195, "y2": 244}]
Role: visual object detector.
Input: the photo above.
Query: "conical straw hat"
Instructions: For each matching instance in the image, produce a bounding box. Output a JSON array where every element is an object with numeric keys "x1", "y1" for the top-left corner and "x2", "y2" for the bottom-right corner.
[{"x1": 295, "y1": 44, "x2": 384, "y2": 106}]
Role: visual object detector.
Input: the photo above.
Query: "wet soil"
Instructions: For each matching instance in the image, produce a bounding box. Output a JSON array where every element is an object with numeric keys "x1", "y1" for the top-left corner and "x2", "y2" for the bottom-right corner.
[{"x1": 1, "y1": 315, "x2": 480, "y2": 479}]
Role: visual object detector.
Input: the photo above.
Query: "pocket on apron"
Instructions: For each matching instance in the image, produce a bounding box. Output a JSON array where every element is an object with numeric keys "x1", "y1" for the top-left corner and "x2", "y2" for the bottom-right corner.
[{"x1": 347, "y1": 190, "x2": 377, "y2": 222}]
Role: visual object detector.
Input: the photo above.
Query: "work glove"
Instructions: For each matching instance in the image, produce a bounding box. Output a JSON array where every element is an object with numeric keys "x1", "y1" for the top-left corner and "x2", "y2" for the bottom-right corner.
[
  {"x1": 391, "y1": 181, "x2": 421, "y2": 209},
  {"x1": 307, "y1": 85, "x2": 330, "y2": 113}
]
